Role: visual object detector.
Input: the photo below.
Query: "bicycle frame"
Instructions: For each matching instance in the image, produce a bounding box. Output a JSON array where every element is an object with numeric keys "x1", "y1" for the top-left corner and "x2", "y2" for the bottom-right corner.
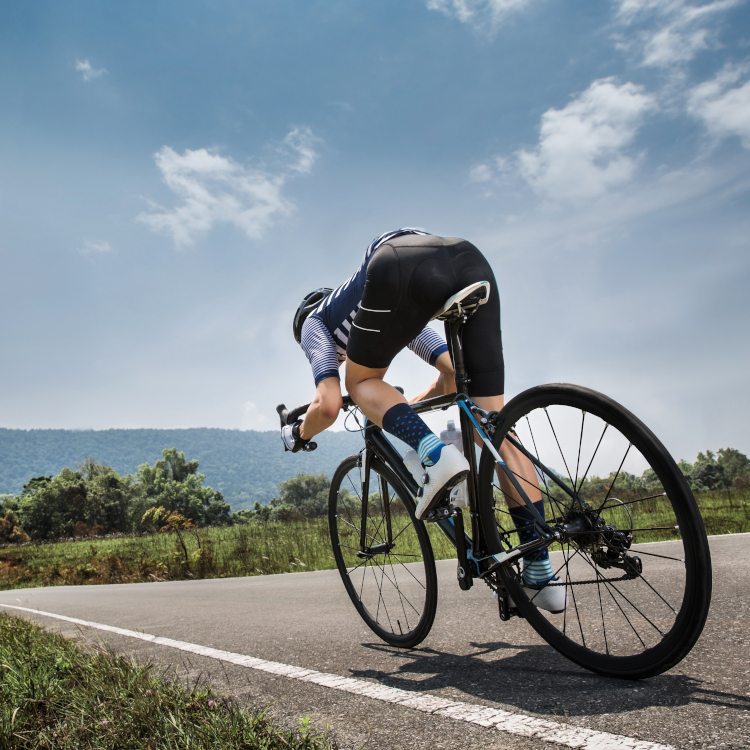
[
  {"x1": 277, "y1": 311, "x2": 563, "y2": 590},
  {"x1": 352, "y1": 313, "x2": 555, "y2": 591}
]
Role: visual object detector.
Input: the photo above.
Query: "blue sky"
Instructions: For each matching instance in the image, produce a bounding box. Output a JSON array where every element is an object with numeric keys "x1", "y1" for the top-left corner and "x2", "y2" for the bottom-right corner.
[{"x1": 1, "y1": 0, "x2": 748, "y2": 463}]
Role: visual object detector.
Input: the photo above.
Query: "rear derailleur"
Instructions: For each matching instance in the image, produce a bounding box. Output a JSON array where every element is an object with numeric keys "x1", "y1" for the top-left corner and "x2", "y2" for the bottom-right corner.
[{"x1": 591, "y1": 527, "x2": 642, "y2": 578}]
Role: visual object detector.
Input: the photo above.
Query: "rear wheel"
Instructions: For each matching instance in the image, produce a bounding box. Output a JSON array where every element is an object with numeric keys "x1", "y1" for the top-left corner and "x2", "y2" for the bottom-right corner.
[
  {"x1": 329, "y1": 453, "x2": 438, "y2": 648},
  {"x1": 478, "y1": 384, "x2": 712, "y2": 678}
]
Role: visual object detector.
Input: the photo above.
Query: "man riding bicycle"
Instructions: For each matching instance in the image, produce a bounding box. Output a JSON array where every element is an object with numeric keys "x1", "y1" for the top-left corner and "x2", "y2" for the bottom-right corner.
[{"x1": 282, "y1": 228, "x2": 565, "y2": 612}]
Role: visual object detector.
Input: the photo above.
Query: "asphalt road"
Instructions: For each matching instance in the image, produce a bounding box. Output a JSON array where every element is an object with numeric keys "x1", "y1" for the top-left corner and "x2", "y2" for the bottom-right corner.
[{"x1": 1, "y1": 533, "x2": 748, "y2": 750}]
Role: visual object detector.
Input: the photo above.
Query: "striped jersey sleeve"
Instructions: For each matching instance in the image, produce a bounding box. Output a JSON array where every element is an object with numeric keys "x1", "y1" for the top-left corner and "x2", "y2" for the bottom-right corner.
[
  {"x1": 300, "y1": 315, "x2": 341, "y2": 386},
  {"x1": 408, "y1": 326, "x2": 449, "y2": 367}
]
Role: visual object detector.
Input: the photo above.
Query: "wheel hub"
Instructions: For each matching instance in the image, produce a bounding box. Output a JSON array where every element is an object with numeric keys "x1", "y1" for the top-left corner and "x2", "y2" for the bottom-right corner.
[{"x1": 356, "y1": 541, "x2": 394, "y2": 559}]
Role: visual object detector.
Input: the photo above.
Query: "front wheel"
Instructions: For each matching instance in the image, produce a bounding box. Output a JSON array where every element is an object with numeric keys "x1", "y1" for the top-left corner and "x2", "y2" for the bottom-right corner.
[
  {"x1": 329, "y1": 453, "x2": 438, "y2": 648},
  {"x1": 478, "y1": 384, "x2": 712, "y2": 679}
]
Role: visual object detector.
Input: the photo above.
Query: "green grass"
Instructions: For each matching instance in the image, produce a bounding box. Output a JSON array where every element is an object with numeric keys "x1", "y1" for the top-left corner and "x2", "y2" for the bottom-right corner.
[
  {"x1": 1, "y1": 489, "x2": 748, "y2": 592},
  {"x1": 0, "y1": 522, "x2": 336, "y2": 591},
  {"x1": 0, "y1": 613, "x2": 334, "y2": 750},
  {"x1": 0, "y1": 517, "x2": 458, "y2": 591}
]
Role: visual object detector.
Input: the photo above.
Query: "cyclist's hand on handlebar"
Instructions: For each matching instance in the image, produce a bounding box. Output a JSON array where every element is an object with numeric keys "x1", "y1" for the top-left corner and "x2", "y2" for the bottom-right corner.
[{"x1": 280, "y1": 420, "x2": 317, "y2": 453}]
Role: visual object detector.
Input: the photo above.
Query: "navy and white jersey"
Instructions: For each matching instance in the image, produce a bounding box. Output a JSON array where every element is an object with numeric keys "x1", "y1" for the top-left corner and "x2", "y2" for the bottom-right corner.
[{"x1": 301, "y1": 228, "x2": 449, "y2": 385}]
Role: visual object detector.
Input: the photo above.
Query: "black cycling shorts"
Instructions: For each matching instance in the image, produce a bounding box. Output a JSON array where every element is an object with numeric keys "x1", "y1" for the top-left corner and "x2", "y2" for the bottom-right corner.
[{"x1": 347, "y1": 235, "x2": 504, "y2": 398}]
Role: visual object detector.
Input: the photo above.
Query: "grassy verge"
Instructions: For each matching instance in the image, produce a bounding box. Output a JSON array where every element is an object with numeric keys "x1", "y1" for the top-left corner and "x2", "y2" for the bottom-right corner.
[
  {"x1": 0, "y1": 518, "x2": 456, "y2": 591},
  {"x1": 0, "y1": 613, "x2": 334, "y2": 750},
  {"x1": 1, "y1": 490, "x2": 747, "y2": 592}
]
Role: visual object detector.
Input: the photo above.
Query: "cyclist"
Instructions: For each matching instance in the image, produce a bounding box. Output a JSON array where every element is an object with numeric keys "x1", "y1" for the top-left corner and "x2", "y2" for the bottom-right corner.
[{"x1": 283, "y1": 228, "x2": 565, "y2": 612}]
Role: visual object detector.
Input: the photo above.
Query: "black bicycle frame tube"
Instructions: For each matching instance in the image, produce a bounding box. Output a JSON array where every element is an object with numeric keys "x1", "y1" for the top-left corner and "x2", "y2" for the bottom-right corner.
[{"x1": 444, "y1": 317, "x2": 488, "y2": 567}]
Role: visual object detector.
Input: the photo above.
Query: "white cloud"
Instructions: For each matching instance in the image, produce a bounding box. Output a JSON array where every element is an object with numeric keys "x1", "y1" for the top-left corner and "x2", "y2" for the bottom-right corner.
[
  {"x1": 468, "y1": 156, "x2": 510, "y2": 183},
  {"x1": 240, "y1": 401, "x2": 274, "y2": 431},
  {"x1": 78, "y1": 240, "x2": 113, "y2": 254},
  {"x1": 469, "y1": 163, "x2": 494, "y2": 182},
  {"x1": 137, "y1": 127, "x2": 319, "y2": 247},
  {"x1": 426, "y1": 0, "x2": 534, "y2": 31},
  {"x1": 516, "y1": 78, "x2": 657, "y2": 201},
  {"x1": 75, "y1": 59, "x2": 106, "y2": 81},
  {"x1": 615, "y1": 0, "x2": 743, "y2": 68},
  {"x1": 688, "y1": 64, "x2": 750, "y2": 146}
]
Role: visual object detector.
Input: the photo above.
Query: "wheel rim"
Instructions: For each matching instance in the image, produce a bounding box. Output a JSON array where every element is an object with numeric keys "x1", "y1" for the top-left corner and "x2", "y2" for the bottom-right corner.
[
  {"x1": 486, "y1": 389, "x2": 708, "y2": 668},
  {"x1": 330, "y1": 456, "x2": 436, "y2": 644}
]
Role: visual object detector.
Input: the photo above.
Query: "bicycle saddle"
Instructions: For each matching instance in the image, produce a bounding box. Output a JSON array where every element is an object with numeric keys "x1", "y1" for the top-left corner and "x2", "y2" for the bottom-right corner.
[{"x1": 432, "y1": 281, "x2": 490, "y2": 321}]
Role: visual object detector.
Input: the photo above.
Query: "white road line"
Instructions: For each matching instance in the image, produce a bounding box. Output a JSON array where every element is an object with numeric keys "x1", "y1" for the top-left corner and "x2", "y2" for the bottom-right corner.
[{"x1": 1, "y1": 603, "x2": 676, "y2": 750}]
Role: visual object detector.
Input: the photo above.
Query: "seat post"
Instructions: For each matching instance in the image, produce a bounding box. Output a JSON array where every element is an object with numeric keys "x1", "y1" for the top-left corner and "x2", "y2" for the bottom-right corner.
[{"x1": 445, "y1": 317, "x2": 470, "y2": 396}]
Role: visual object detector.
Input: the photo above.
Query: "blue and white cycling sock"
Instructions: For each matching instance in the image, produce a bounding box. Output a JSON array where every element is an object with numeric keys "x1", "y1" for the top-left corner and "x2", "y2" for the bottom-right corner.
[
  {"x1": 382, "y1": 403, "x2": 445, "y2": 466},
  {"x1": 508, "y1": 500, "x2": 555, "y2": 585}
]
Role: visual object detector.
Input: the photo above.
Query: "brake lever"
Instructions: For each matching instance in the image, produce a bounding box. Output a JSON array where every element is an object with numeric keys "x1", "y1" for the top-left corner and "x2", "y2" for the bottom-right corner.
[{"x1": 276, "y1": 403, "x2": 290, "y2": 428}]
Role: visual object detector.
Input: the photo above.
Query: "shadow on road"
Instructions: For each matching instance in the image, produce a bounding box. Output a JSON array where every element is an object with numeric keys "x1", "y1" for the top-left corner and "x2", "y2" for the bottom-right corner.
[{"x1": 350, "y1": 640, "x2": 750, "y2": 719}]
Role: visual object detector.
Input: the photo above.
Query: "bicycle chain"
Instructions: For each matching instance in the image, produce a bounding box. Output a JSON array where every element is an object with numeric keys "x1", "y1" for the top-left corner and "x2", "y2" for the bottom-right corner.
[
  {"x1": 527, "y1": 574, "x2": 637, "y2": 588},
  {"x1": 482, "y1": 568, "x2": 636, "y2": 590}
]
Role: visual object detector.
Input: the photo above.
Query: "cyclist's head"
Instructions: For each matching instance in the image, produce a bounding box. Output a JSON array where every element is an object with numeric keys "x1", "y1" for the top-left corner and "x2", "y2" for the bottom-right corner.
[{"x1": 293, "y1": 288, "x2": 332, "y2": 344}]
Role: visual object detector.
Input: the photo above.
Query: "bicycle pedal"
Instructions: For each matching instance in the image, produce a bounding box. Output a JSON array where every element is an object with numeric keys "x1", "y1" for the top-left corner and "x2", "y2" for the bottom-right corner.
[
  {"x1": 495, "y1": 590, "x2": 522, "y2": 621},
  {"x1": 423, "y1": 504, "x2": 453, "y2": 523}
]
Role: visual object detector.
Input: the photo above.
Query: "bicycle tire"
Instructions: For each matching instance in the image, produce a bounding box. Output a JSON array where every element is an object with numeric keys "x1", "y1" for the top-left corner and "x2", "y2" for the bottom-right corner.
[
  {"x1": 478, "y1": 384, "x2": 712, "y2": 679},
  {"x1": 329, "y1": 453, "x2": 438, "y2": 648}
]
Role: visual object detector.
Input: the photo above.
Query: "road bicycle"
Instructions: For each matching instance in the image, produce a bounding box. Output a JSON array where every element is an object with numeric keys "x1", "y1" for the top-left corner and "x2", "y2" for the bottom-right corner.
[{"x1": 278, "y1": 283, "x2": 712, "y2": 679}]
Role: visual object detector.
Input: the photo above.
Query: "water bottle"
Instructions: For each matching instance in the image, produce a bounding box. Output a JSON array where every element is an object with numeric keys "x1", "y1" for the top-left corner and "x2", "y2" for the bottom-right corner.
[
  {"x1": 440, "y1": 420, "x2": 468, "y2": 508},
  {"x1": 440, "y1": 420, "x2": 462, "y2": 452}
]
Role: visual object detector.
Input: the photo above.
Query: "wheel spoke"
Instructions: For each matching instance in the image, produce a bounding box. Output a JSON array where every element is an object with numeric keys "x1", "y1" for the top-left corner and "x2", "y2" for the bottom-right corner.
[
  {"x1": 574, "y1": 411, "x2": 585, "y2": 492},
  {"x1": 599, "y1": 492, "x2": 667, "y2": 509},
  {"x1": 484, "y1": 391, "x2": 710, "y2": 676},
  {"x1": 545, "y1": 407, "x2": 575, "y2": 489},
  {"x1": 628, "y1": 547, "x2": 685, "y2": 563},
  {"x1": 576, "y1": 549, "x2": 667, "y2": 637},
  {"x1": 331, "y1": 456, "x2": 436, "y2": 647},
  {"x1": 602, "y1": 443, "x2": 632, "y2": 505},
  {"x1": 595, "y1": 570, "x2": 609, "y2": 656},
  {"x1": 576, "y1": 422, "x2": 609, "y2": 495}
]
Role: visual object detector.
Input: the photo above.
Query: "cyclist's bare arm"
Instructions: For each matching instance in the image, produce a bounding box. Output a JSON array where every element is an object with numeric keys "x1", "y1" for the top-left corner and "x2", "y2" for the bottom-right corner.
[
  {"x1": 409, "y1": 351, "x2": 456, "y2": 404},
  {"x1": 298, "y1": 375, "x2": 343, "y2": 441}
]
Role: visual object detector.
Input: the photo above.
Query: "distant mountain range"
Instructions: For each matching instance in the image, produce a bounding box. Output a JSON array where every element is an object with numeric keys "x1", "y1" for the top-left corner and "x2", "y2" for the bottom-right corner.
[{"x1": 0, "y1": 428, "x2": 364, "y2": 511}]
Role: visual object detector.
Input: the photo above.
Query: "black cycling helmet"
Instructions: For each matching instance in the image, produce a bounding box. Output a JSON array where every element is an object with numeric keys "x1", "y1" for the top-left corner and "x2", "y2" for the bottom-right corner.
[{"x1": 293, "y1": 288, "x2": 332, "y2": 344}]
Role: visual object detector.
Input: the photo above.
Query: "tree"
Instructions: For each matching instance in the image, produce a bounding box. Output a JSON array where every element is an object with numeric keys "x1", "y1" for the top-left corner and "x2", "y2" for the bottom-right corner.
[
  {"x1": 17, "y1": 469, "x2": 89, "y2": 540},
  {"x1": 231, "y1": 473, "x2": 331, "y2": 523},
  {"x1": 0, "y1": 509, "x2": 29, "y2": 544},
  {"x1": 78, "y1": 457, "x2": 145, "y2": 534},
  {"x1": 717, "y1": 448, "x2": 750, "y2": 487},
  {"x1": 137, "y1": 448, "x2": 232, "y2": 527},
  {"x1": 267, "y1": 472, "x2": 330, "y2": 521}
]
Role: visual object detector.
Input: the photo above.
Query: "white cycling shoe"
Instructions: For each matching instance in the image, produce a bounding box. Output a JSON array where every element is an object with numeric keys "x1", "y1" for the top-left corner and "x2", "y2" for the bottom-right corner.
[
  {"x1": 519, "y1": 580, "x2": 568, "y2": 614},
  {"x1": 414, "y1": 445, "x2": 470, "y2": 520}
]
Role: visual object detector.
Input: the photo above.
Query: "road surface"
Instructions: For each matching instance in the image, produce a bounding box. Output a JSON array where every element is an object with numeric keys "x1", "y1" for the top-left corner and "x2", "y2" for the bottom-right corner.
[{"x1": 1, "y1": 533, "x2": 748, "y2": 750}]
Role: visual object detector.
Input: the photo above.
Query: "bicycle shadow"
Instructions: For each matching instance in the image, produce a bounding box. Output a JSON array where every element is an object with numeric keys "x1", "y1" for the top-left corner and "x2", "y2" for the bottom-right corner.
[{"x1": 350, "y1": 640, "x2": 750, "y2": 718}]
